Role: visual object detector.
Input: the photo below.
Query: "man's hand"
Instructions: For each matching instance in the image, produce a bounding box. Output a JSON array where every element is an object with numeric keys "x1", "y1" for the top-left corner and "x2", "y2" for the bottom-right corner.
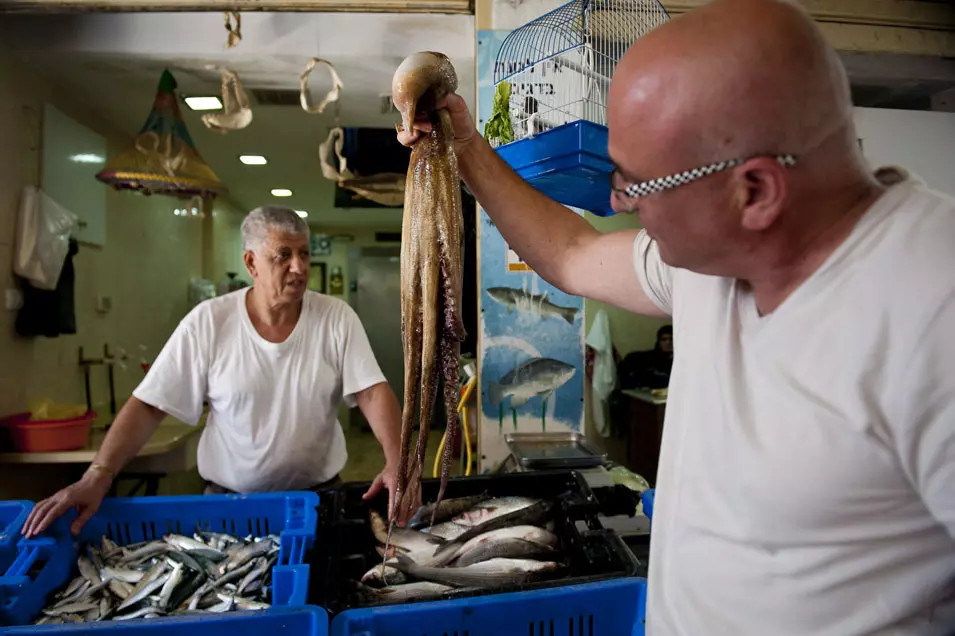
[
  {"x1": 362, "y1": 462, "x2": 420, "y2": 527},
  {"x1": 22, "y1": 468, "x2": 113, "y2": 538},
  {"x1": 396, "y1": 93, "x2": 477, "y2": 157}
]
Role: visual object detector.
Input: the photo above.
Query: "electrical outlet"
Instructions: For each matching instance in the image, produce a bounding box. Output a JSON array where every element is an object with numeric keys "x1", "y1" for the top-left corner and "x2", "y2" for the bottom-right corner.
[
  {"x1": 5, "y1": 288, "x2": 23, "y2": 311},
  {"x1": 96, "y1": 295, "x2": 112, "y2": 314}
]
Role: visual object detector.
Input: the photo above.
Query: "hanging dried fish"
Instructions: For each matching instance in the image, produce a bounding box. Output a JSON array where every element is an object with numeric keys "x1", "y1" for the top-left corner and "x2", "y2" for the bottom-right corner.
[
  {"x1": 300, "y1": 58, "x2": 343, "y2": 115},
  {"x1": 224, "y1": 12, "x2": 242, "y2": 49},
  {"x1": 389, "y1": 51, "x2": 466, "y2": 532},
  {"x1": 201, "y1": 67, "x2": 253, "y2": 134},
  {"x1": 318, "y1": 127, "x2": 406, "y2": 207}
]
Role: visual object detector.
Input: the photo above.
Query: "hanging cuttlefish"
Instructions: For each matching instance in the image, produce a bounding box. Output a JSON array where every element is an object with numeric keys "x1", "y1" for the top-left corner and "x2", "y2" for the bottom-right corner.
[
  {"x1": 388, "y1": 52, "x2": 466, "y2": 537},
  {"x1": 201, "y1": 66, "x2": 253, "y2": 134},
  {"x1": 318, "y1": 127, "x2": 407, "y2": 207}
]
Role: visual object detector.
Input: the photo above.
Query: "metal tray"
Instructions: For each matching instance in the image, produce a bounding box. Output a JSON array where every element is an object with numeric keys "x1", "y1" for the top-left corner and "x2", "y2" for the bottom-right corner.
[{"x1": 504, "y1": 432, "x2": 608, "y2": 469}]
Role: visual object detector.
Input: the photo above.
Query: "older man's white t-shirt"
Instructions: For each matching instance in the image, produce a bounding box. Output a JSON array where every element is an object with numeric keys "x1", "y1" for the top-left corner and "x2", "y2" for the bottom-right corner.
[
  {"x1": 635, "y1": 168, "x2": 955, "y2": 636},
  {"x1": 133, "y1": 288, "x2": 387, "y2": 492}
]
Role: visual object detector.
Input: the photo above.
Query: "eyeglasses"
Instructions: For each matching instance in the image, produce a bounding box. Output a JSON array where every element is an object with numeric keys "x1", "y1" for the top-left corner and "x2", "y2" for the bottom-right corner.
[{"x1": 610, "y1": 154, "x2": 798, "y2": 201}]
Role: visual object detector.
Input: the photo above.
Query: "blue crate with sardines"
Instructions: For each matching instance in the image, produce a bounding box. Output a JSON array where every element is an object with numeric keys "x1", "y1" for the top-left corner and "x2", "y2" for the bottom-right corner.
[{"x1": 0, "y1": 492, "x2": 318, "y2": 629}]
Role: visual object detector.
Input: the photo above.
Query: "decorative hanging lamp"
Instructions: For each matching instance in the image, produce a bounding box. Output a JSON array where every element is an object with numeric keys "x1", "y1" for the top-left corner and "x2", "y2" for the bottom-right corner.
[{"x1": 96, "y1": 69, "x2": 226, "y2": 200}]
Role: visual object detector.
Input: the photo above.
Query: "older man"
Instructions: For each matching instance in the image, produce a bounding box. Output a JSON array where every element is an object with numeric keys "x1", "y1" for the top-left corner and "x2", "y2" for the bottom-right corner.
[
  {"x1": 399, "y1": 0, "x2": 954, "y2": 634},
  {"x1": 24, "y1": 206, "x2": 404, "y2": 537}
]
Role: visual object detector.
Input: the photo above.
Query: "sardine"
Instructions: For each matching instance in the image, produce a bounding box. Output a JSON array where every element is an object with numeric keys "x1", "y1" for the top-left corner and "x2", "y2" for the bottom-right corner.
[
  {"x1": 117, "y1": 562, "x2": 168, "y2": 612},
  {"x1": 43, "y1": 601, "x2": 100, "y2": 617},
  {"x1": 107, "y1": 579, "x2": 133, "y2": 601},
  {"x1": 102, "y1": 566, "x2": 145, "y2": 584},
  {"x1": 221, "y1": 539, "x2": 271, "y2": 574},
  {"x1": 53, "y1": 579, "x2": 90, "y2": 606},
  {"x1": 393, "y1": 555, "x2": 560, "y2": 588},
  {"x1": 77, "y1": 555, "x2": 100, "y2": 585},
  {"x1": 157, "y1": 561, "x2": 183, "y2": 609},
  {"x1": 214, "y1": 558, "x2": 256, "y2": 588},
  {"x1": 164, "y1": 534, "x2": 213, "y2": 553},
  {"x1": 408, "y1": 494, "x2": 491, "y2": 529},
  {"x1": 237, "y1": 557, "x2": 269, "y2": 595},
  {"x1": 114, "y1": 607, "x2": 164, "y2": 620}
]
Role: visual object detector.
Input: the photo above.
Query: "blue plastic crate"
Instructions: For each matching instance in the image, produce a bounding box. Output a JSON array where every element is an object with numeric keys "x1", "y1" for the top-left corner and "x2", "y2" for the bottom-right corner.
[
  {"x1": 0, "y1": 503, "x2": 31, "y2": 575},
  {"x1": 0, "y1": 492, "x2": 319, "y2": 628},
  {"x1": 642, "y1": 489, "x2": 655, "y2": 522},
  {"x1": 0, "y1": 606, "x2": 328, "y2": 636},
  {"x1": 330, "y1": 577, "x2": 647, "y2": 636},
  {"x1": 495, "y1": 121, "x2": 616, "y2": 217}
]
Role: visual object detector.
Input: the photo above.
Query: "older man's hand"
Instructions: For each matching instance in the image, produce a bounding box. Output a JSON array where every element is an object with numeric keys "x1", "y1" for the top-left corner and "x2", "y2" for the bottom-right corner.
[{"x1": 362, "y1": 462, "x2": 420, "y2": 527}]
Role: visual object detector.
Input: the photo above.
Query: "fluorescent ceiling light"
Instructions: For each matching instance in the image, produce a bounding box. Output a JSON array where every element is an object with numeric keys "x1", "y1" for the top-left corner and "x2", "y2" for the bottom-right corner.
[
  {"x1": 295, "y1": 210, "x2": 308, "y2": 219},
  {"x1": 70, "y1": 153, "x2": 105, "y2": 164},
  {"x1": 271, "y1": 189, "x2": 293, "y2": 197},
  {"x1": 184, "y1": 96, "x2": 223, "y2": 111},
  {"x1": 239, "y1": 155, "x2": 267, "y2": 166}
]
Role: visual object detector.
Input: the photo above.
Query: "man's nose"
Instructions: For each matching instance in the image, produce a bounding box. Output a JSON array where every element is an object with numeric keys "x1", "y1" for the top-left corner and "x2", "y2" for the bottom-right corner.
[{"x1": 290, "y1": 255, "x2": 309, "y2": 274}]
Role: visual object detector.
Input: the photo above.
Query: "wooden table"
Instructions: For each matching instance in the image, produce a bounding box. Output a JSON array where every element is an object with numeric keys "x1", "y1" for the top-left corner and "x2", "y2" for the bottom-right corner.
[{"x1": 616, "y1": 389, "x2": 666, "y2": 485}]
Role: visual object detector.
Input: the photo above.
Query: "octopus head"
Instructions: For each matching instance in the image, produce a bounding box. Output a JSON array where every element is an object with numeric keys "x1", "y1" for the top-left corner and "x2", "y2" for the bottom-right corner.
[{"x1": 392, "y1": 51, "x2": 458, "y2": 135}]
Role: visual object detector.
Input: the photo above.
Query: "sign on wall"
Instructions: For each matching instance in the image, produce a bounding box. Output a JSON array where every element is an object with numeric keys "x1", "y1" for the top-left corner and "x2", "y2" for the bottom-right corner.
[{"x1": 477, "y1": 30, "x2": 586, "y2": 472}]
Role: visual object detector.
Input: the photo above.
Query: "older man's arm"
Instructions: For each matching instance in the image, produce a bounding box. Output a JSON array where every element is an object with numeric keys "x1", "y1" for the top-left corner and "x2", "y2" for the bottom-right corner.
[
  {"x1": 355, "y1": 381, "x2": 416, "y2": 522},
  {"x1": 22, "y1": 397, "x2": 167, "y2": 537}
]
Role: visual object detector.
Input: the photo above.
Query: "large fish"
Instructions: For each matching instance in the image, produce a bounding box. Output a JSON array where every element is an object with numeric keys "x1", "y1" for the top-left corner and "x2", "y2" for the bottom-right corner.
[
  {"x1": 393, "y1": 555, "x2": 560, "y2": 588},
  {"x1": 454, "y1": 537, "x2": 557, "y2": 567},
  {"x1": 453, "y1": 525, "x2": 558, "y2": 562},
  {"x1": 408, "y1": 493, "x2": 491, "y2": 529},
  {"x1": 370, "y1": 509, "x2": 444, "y2": 555},
  {"x1": 354, "y1": 581, "x2": 457, "y2": 605},
  {"x1": 486, "y1": 287, "x2": 578, "y2": 324},
  {"x1": 488, "y1": 357, "x2": 576, "y2": 408},
  {"x1": 391, "y1": 51, "x2": 466, "y2": 532},
  {"x1": 449, "y1": 496, "x2": 539, "y2": 527}
]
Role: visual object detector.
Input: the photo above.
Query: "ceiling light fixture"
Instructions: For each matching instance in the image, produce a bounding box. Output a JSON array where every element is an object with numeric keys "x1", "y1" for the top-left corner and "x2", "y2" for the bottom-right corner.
[
  {"x1": 271, "y1": 189, "x2": 293, "y2": 197},
  {"x1": 295, "y1": 210, "x2": 308, "y2": 219},
  {"x1": 184, "y1": 96, "x2": 223, "y2": 111},
  {"x1": 70, "y1": 154, "x2": 105, "y2": 164},
  {"x1": 239, "y1": 155, "x2": 267, "y2": 165}
]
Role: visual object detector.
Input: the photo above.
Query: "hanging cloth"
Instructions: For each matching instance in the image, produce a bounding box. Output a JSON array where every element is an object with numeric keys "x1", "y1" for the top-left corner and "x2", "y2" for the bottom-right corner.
[{"x1": 585, "y1": 309, "x2": 616, "y2": 437}]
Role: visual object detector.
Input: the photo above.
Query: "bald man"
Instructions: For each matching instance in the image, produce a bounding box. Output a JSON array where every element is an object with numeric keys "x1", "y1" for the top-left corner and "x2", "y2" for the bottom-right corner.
[{"x1": 399, "y1": 0, "x2": 954, "y2": 634}]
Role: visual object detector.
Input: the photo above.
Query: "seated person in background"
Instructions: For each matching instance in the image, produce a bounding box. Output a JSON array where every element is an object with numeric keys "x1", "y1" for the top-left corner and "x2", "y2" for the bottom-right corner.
[{"x1": 618, "y1": 325, "x2": 673, "y2": 390}]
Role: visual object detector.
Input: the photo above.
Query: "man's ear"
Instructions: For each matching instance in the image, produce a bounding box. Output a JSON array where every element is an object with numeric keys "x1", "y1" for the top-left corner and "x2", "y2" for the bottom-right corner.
[
  {"x1": 243, "y1": 250, "x2": 257, "y2": 278},
  {"x1": 737, "y1": 157, "x2": 788, "y2": 232}
]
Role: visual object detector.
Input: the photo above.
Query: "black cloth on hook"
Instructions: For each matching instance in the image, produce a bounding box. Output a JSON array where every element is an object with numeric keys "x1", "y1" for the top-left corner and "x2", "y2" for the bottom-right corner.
[{"x1": 15, "y1": 238, "x2": 78, "y2": 338}]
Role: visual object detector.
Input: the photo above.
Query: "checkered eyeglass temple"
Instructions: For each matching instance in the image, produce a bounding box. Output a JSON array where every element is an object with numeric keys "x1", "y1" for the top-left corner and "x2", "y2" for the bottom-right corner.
[{"x1": 611, "y1": 155, "x2": 798, "y2": 199}]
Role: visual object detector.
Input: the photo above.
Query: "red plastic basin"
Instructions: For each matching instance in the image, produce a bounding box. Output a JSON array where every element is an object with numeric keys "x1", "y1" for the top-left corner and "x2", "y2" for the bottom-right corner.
[{"x1": 0, "y1": 411, "x2": 96, "y2": 453}]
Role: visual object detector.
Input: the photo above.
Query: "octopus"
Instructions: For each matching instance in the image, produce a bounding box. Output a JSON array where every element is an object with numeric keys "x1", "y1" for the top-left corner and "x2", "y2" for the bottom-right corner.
[{"x1": 389, "y1": 51, "x2": 466, "y2": 528}]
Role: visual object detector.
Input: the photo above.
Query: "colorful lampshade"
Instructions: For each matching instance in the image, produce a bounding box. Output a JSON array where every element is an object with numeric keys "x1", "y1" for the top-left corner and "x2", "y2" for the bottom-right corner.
[{"x1": 96, "y1": 69, "x2": 226, "y2": 199}]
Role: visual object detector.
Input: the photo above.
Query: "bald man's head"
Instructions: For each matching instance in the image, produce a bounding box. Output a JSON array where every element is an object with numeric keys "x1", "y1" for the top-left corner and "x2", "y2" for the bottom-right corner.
[{"x1": 606, "y1": 0, "x2": 875, "y2": 277}]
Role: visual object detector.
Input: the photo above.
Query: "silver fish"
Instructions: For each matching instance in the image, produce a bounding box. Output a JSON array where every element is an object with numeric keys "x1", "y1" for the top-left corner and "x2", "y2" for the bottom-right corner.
[
  {"x1": 454, "y1": 525, "x2": 558, "y2": 560},
  {"x1": 117, "y1": 562, "x2": 168, "y2": 612},
  {"x1": 421, "y1": 521, "x2": 469, "y2": 541},
  {"x1": 434, "y1": 501, "x2": 554, "y2": 563},
  {"x1": 486, "y1": 287, "x2": 578, "y2": 324},
  {"x1": 361, "y1": 561, "x2": 407, "y2": 587},
  {"x1": 102, "y1": 566, "x2": 145, "y2": 584},
  {"x1": 487, "y1": 357, "x2": 576, "y2": 408},
  {"x1": 214, "y1": 559, "x2": 256, "y2": 588},
  {"x1": 54, "y1": 578, "x2": 89, "y2": 603},
  {"x1": 221, "y1": 539, "x2": 272, "y2": 574},
  {"x1": 77, "y1": 555, "x2": 100, "y2": 585},
  {"x1": 455, "y1": 538, "x2": 556, "y2": 567},
  {"x1": 237, "y1": 557, "x2": 270, "y2": 595},
  {"x1": 449, "y1": 497, "x2": 539, "y2": 527},
  {"x1": 164, "y1": 534, "x2": 213, "y2": 553},
  {"x1": 119, "y1": 542, "x2": 168, "y2": 565},
  {"x1": 108, "y1": 579, "x2": 133, "y2": 600},
  {"x1": 407, "y1": 494, "x2": 491, "y2": 529},
  {"x1": 158, "y1": 561, "x2": 183, "y2": 609},
  {"x1": 114, "y1": 607, "x2": 164, "y2": 620},
  {"x1": 359, "y1": 581, "x2": 455, "y2": 604},
  {"x1": 43, "y1": 601, "x2": 100, "y2": 617},
  {"x1": 232, "y1": 597, "x2": 270, "y2": 611},
  {"x1": 393, "y1": 555, "x2": 560, "y2": 588},
  {"x1": 370, "y1": 510, "x2": 444, "y2": 555}
]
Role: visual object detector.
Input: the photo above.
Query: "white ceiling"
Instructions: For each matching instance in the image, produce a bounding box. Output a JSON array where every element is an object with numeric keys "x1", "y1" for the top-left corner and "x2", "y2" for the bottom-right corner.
[{"x1": 0, "y1": 12, "x2": 477, "y2": 230}]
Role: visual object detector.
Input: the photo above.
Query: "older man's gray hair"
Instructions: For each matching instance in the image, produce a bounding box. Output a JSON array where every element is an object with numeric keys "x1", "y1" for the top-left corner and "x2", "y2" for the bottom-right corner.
[{"x1": 241, "y1": 206, "x2": 309, "y2": 253}]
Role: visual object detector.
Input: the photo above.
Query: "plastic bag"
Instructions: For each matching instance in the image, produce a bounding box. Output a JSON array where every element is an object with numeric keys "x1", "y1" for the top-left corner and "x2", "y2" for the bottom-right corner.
[
  {"x1": 14, "y1": 185, "x2": 79, "y2": 291},
  {"x1": 28, "y1": 397, "x2": 87, "y2": 421}
]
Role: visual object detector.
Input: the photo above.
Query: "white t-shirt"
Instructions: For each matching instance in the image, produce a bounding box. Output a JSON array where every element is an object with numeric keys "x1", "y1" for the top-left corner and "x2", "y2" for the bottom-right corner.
[
  {"x1": 133, "y1": 288, "x2": 387, "y2": 492},
  {"x1": 634, "y1": 168, "x2": 955, "y2": 636}
]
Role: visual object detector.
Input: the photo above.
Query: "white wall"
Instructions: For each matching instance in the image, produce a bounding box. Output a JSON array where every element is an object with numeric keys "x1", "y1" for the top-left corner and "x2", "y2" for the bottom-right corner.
[{"x1": 854, "y1": 107, "x2": 955, "y2": 197}]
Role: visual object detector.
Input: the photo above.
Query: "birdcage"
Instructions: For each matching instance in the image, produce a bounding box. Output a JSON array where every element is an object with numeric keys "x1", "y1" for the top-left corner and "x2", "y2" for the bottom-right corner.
[{"x1": 494, "y1": 0, "x2": 670, "y2": 141}]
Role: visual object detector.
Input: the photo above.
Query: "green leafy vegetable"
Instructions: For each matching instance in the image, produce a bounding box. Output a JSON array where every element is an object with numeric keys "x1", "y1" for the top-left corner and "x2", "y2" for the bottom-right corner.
[{"x1": 484, "y1": 81, "x2": 514, "y2": 145}]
